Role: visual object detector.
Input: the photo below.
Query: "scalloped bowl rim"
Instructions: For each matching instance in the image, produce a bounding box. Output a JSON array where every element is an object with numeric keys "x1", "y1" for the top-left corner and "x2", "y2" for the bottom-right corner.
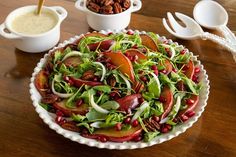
[{"x1": 29, "y1": 29, "x2": 210, "y2": 150}]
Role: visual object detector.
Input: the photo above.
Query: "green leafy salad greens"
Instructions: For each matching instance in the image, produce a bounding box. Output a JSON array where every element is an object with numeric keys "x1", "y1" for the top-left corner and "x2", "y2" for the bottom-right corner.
[{"x1": 35, "y1": 31, "x2": 202, "y2": 143}]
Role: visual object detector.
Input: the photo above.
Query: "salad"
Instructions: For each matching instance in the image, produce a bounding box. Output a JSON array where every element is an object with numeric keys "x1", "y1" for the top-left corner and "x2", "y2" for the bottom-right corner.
[{"x1": 34, "y1": 31, "x2": 202, "y2": 143}]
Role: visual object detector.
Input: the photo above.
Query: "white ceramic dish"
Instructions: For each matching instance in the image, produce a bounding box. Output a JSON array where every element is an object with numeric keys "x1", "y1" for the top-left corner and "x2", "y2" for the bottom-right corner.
[
  {"x1": 75, "y1": 0, "x2": 142, "y2": 30},
  {"x1": 29, "y1": 29, "x2": 210, "y2": 149},
  {"x1": 0, "y1": 5, "x2": 67, "y2": 53}
]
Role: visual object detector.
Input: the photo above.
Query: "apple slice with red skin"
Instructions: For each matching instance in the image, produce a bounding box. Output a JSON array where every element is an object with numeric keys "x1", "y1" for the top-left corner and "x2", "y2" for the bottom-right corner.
[
  {"x1": 116, "y1": 94, "x2": 142, "y2": 113},
  {"x1": 140, "y1": 34, "x2": 158, "y2": 51},
  {"x1": 63, "y1": 56, "x2": 82, "y2": 67},
  {"x1": 34, "y1": 70, "x2": 49, "y2": 96},
  {"x1": 178, "y1": 95, "x2": 199, "y2": 118},
  {"x1": 103, "y1": 51, "x2": 135, "y2": 83},
  {"x1": 183, "y1": 60, "x2": 195, "y2": 79},
  {"x1": 83, "y1": 125, "x2": 142, "y2": 142},
  {"x1": 74, "y1": 32, "x2": 107, "y2": 45},
  {"x1": 125, "y1": 49, "x2": 147, "y2": 63},
  {"x1": 69, "y1": 76, "x2": 103, "y2": 88},
  {"x1": 88, "y1": 39, "x2": 114, "y2": 51},
  {"x1": 53, "y1": 100, "x2": 89, "y2": 116},
  {"x1": 160, "y1": 86, "x2": 174, "y2": 120}
]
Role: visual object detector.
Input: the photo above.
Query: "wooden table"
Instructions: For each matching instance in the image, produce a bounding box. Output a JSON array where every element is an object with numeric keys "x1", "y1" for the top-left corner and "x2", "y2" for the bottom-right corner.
[{"x1": 0, "y1": 0, "x2": 235, "y2": 156}]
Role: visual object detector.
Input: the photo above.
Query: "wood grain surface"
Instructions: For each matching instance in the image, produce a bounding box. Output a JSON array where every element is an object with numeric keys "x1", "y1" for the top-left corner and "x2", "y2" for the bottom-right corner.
[{"x1": 0, "y1": 0, "x2": 235, "y2": 157}]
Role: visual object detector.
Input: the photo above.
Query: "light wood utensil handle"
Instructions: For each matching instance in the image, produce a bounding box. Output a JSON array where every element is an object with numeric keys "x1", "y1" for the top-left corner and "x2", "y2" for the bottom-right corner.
[{"x1": 37, "y1": 0, "x2": 45, "y2": 15}]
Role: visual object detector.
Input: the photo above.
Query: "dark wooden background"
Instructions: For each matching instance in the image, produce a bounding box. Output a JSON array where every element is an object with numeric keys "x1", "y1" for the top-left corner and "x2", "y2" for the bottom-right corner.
[{"x1": 0, "y1": 0, "x2": 235, "y2": 157}]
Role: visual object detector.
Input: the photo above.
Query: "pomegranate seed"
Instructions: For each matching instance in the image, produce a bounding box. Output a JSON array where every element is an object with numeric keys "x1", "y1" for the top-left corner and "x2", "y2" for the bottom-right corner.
[
  {"x1": 110, "y1": 92, "x2": 116, "y2": 98},
  {"x1": 56, "y1": 110, "x2": 64, "y2": 117},
  {"x1": 159, "y1": 96, "x2": 167, "y2": 103},
  {"x1": 98, "y1": 136, "x2": 107, "y2": 143},
  {"x1": 139, "y1": 97, "x2": 145, "y2": 104},
  {"x1": 68, "y1": 80, "x2": 74, "y2": 86},
  {"x1": 160, "y1": 69, "x2": 167, "y2": 74},
  {"x1": 140, "y1": 76, "x2": 147, "y2": 82},
  {"x1": 63, "y1": 76, "x2": 70, "y2": 82},
  {"x1": 55, "y1": 116, "x2": 66, "y2": 125},
  {"x1": 133, "y1": 55, "x2": 138, "y2": 62},
  {"x1": 124, "y1": 117, "x2": 131, "y2": 124},
  {"x1": 96, "y1": 91, "x2": 103, "y2": 96},
  {"x1": 152, "y1": 116, "x2": 160, "y2": 122},
  {"x1": 165, "y1": 124, "x2": 172, "y2": 130},
  {"x1": 180, "y1": 49, "x2": 186, "y2": 54},
  {"x1": 132, "y1": 136, "x2": 142, "y2": 142},
  {"x1": 142, "y1": 48, "x2": 147, "y2": 54},
  {"x1": 151, "y1": 65, "x2": 158, "y2": 70},
  {"x1": 127, "y1": 30, "x2": 134, "y2": 35},
  {"x1": 108, "y1": 32, "x2": 113, "y2": 36},
  {"x1": 125, "y1": 53, "x2": 130, "y2": 57},
  {"x1": 173, "y1": 118, "x2": 178, "y2": 123},
  {"x1": 132, "y1": 119, "x2": 139, "y2": 127},
  {"x1": 194, "y1": 67, "x2": 200, "y2": 74},
  {"x1": 115, "y1": 122, "x2": 122, "y2": 131},
  {"x1": 181, "y1": 115, "x2": 189, "y2": 122},
  {"x1": 93, "y1": 77, "x2": 98, "y2": 81},
  {"x1": 186, "y1": 111, "x2": 195, "y2": 118},
  {"x1": 165, "y1": 48, "x2": 169, "y2": 52},
  {"x1": 154, "y1": 69, "x2": 159, "y2": 76},
  {"x1": 76, "y1": 99, "x2": 83, "y2": 107},
  {"x1": 186, "y1": 98, "x2": 195, "y2": 105},
  {"x1": 172, "y1": 68, "x2": 177, "y2": 73},
  {"x1": 192, "y1": 75, "x2": 199, "y2": 83},
  {"x1": 161, "y1": 127, "x2": 169, "y2": 133},
  {"x1": 132, "y1": 44, "x2": 138, "y2": 49}
]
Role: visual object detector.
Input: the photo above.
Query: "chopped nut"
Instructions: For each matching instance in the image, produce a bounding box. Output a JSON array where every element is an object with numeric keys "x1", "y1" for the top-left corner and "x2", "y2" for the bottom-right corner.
[
  {"x1": 144, "y1": 118, "x2": 161, "y2": 132},
  {"x1": 113, "y1": 2, "x2": 123, "y2": 14},
  {"x1": 81, "y1": 70, "x2": 95, "y2": 80}
]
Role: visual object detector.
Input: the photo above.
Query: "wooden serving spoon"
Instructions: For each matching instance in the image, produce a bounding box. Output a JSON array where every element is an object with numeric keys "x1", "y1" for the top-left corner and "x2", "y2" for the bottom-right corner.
[{"x1": 37, "y1": 0, "x2": 45, "y2": 15}]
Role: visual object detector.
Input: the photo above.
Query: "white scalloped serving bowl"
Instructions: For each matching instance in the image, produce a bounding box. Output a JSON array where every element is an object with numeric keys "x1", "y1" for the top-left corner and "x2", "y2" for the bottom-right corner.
[{"x1": 29, "y1": 29, "x2": 210, "y2": 150}]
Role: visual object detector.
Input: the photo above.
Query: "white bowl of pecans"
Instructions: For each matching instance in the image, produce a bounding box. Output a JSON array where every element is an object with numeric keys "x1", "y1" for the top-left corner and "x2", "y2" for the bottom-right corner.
[{"x1": 75, "y1": 0, "x2": 142, "y2": 30}]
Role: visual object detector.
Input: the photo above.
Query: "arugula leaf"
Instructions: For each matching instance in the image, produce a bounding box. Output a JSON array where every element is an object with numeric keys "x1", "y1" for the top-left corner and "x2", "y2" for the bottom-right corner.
[
  {"x1": 86, "y1": 109, "x2": 107, "y2": 121},
  {"x1": 148, "y1": 74, "x2": 161, "y2": 97},
  {"x1": 151, "y1": 101, "x2": 164, "y2": 116},
  {"x1": 71, "y1": 114, "x2": 86, "y2": 122},
  {"x1": 39, "y1": 103, "x2": 52, "y2": 111},
  {"x1": 93, "y1": 85, "x2": 111, "y2": 93},
  {"x1": 144, "y1": 132, "x2": 160, "y2": 142},
  {"x1": 53, "y1": 50, "x2": 62, "y2": 64},
  {"x1": 182, "y1": 77, "x2": 198, "y2": 95},
  {"x1": 101, "y1": 101, "x2": 120, "y2": 110},
  {"x1": 105, "y1": 112, "x2": 124, "y2": 125},
  {"x1": 77, "y1": 122, "x2": 94, "y2": 134},
  {"x1": 138, "y1": 117, "x2": 148, "y2": 133},
  {"x1": 142, "y1": 92, "x2": 155, "y2": 101}
]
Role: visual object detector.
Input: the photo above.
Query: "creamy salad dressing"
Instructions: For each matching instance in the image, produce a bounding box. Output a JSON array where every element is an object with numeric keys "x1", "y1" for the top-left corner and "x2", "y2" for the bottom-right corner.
[{"x1": 11, "y1": 11, "x2": 57, "y2": 35}]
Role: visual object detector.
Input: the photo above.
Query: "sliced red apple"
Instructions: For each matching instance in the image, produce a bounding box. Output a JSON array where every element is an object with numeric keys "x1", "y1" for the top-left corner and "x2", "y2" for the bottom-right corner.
[
  {"x1": 125, "y1": 49, "x2": 147, "y2": 63},
  {"x1": 178, "y1": 95, "x2": 199, "y2": 118},
  {"x1": 88, "y1": 39, "x2": 114, "y2": 51},
  {"x1": 74, "y1": 32, "x2": 107, "y2": 45},
  {"x1": 103, "y1": 51, "x2": 135, "y2": 82},
  {"x1": 183, "y1": 60, "x2": 195, "y2": 79},
  {"x1": 160, "y1": 86, "x2": 174, "y2": 120},
  {"x1": 116, "y1": 94, "x2": 142, "y2": 113},
  {"x1": 34, "y1": 70, "x2": 49, "y2": 96},
  {"x1": 83, "y1": 125, "x2": 142, "y2": 142},
  {"x1": 53, "y1": 100, "x2": 89, "y2": 116},
  {"x1": 69, "y1": 76, "x2": 103, "y2": 87},
  {"x1": 140, "y1": 34, "x2": 158, "y2": 51}
]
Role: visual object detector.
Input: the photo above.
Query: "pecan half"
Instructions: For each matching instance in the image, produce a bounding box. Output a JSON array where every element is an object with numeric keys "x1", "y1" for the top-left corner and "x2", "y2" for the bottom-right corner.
[
  {"x1": 61, "y1": 121, "x2": 80, "y2": 132},
  {"x1": 100, "y1": 5, "x2": 114, "y2": 14},
  {"x1": 123, "y1": 0, "x2": 131, "y2": 9},
  {"x1": 81, "y1": 70, "x2": 95, "y2": 80},
  {"x1": 41, "y1": 94, "x2": 59, "y2": 104},
  {"x1": 101, "y1": 0, "x2": 114, "y2": 6},
  {"x1": 113, "y1": 2, "x2": 123, "y2": 14},
  {"x1": 144, "y1": 118, "x2": 160, "y2": 132},
  {"x1": 87, "y1": 2, "x2": 100, "y2": 13},
  {"x1": 108, "y1": 75, "x2": 116, "y2": 87}
]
